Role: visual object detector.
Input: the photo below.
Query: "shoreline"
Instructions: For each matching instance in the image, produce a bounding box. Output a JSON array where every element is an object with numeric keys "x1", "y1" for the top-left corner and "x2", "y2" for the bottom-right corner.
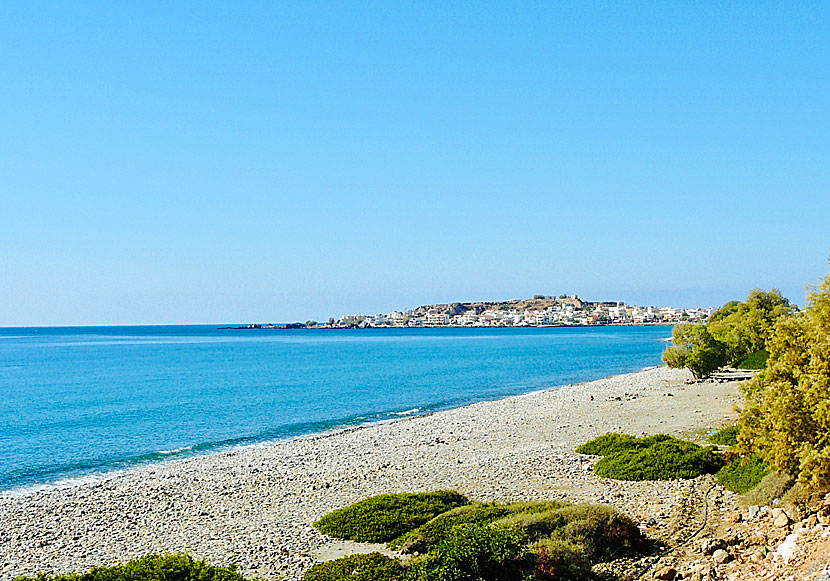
[
  {"x1": 0, "y1": 366, "x2": 743, "y2": 581},
  {"x1": 0, "y1": 365, "x2": 666, "y2": 501}
]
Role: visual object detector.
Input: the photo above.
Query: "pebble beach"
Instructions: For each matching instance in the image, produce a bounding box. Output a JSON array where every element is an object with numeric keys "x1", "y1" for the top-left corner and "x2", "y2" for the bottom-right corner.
[{"x1": 0, "y1": 366, "x2": 743, "y2": 581}]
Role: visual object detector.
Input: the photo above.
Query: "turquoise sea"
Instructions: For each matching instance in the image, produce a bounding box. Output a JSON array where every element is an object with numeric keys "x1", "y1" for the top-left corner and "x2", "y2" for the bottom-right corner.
[{"x1": 0, "y1": 325, "x2": 671, "y2": 495}]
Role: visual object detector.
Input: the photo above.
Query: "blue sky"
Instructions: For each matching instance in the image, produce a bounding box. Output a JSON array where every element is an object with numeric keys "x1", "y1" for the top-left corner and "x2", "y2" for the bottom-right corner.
[{"x1": 2, "y1": 2, "x2": 828, "y2": 325}]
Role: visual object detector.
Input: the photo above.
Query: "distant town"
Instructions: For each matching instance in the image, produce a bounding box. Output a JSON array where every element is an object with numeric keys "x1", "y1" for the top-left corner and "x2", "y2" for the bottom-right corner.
[{"x1": 228, "y1": 294, "x2": 712, "y2": 330}]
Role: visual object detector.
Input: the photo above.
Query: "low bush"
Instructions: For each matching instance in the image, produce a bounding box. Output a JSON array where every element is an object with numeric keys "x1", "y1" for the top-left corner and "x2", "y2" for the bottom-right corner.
[
  {"x1": 530, "y1": 538, "x2": 592, "y2": 581},
  {"x1": 708, "y1": 426, "x2": 740, "y2": 447},
  {"x1": 576, "y1": 433, "x2": 673, "y2": 457},
  {"x1": 740, "y1": 471, "x2": 795, "y2": 506},
  {"x1": 303, "y1": 553, "x2": 405, "y2": 581},
  {"x1": 494, "y1": 508, "x2": 570, "y2": 543},
  {"x1": 313, "y1": 493, "x2": 651, "y2": 581},
  {"x1": 12, "y1": 554, "x2": 247, "y2": 581},
  {"x1": 493, "y1": 502, "x2": 644, "y2": 560},
  {"x1": 406, "y1": 525, "x2": 531, "y2": 581},
  {"x1": 392, "y1": 501, "x2": 565, "y2": 553},
  {"x1": 313, "y1": 491, "x2": 468, "y2": 543},
  {"x1": 389, "y1": 502, "x2": 512, "y2": 552},
  {"x1": 591, "y1": 437, "x2": 723, "y2": 481},
  {"x1": 735, "y1": 349, "x2": 769, "y2": 370},
  {"x1": 716, "y1": 454, "x2": 769, "y2": 493},
  {"x1": 575, "y1": 432, "x2": 637, "y2": 456},
  {"x1": 554, "y1": 503, "x2": 645, "y2": 561}
]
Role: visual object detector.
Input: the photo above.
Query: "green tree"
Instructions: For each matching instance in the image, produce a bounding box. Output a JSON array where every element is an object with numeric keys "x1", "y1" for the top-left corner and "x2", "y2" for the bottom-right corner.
[
  {"x1": 663, "y1": 323, "x2": 728, "y2": 379},
  {"x1": 707, "y1": 289, "x2": 795, "y2": 363},
  {"x1": 738, "y1": 271, "x2": 830, "y2": 488}
]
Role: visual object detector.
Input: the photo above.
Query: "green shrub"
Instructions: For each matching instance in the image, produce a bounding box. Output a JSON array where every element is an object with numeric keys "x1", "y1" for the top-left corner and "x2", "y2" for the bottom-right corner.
[
  {"x1": 314, "y1": 494, "x2": 651, "y2": 581},
  {"x1": 494, "y1": 509, "x2": 570, "y2": 543},
  {"x1": 575, "y1": 433, "x2": 637, "y2": 456},
  {"x1": 592, "y1": 438, "x2": 723, "y2": 481},
  {"x1": 12, "y1": 554, "x2": 248, "y2": 581},
  {"x1": 405, "y1": 525, "x2": 531, "y2": 581},
  {"x1": 716, "y1": 454, "x2": 769, "y2": 493},
  {"x1": 576, "y1": 433, "x2": 673, "y2": 457},
  {"x1": 302, "y1": 553, "x2": 405, "y2": 581},
  {"x1": 391, "y1": 501, "x2": 564, "y2": 553},
  {"x1": 530, "y1": 538, "x2": 592, "y2": 581},
  {"x1": 497, "y1": 503, "x2": 644, "y2": 560},
  {"x1": 737, "y1": 272, "x2": 830, "y2": 488},
  {"x1": 708, "y1": 426, "x2": 740, "y2": 447},
  {"x1": 735, "y1": 350, "x2": 769, "y2": 370},
  {"x1": 553, "y1": 504, "x2": 645, "y2": 561},
  {"x1": 389, "y1": 502, "x2": 511, "y2": 552},
  {"x1": 313, "y1": 491, "x2": 468, "y2": 543}
]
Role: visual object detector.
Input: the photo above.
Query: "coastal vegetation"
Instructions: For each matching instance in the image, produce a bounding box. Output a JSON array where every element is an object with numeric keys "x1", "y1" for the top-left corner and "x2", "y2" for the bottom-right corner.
[
  {"x1": 576, "y1": 433, "x2": 723, "y2": 480},
  {"x1": 11, "y1": 554, "x2": 247, "y2": 581},
  {"x1": 715, "y1": 454, "x2": 769, "y2": 494},
  {"x1": 708, "y1": 425, "x2": 740, "y2": 447},
  {"x1": 577, "y1": 430, "x2": 770, "y2": 494},
  {"x1": 737, "y1": 270, "x2": 830, "y2": 488},
  {"x1": 734, "y1": 349, "x2": 770, "y2": 370},
  {"x1": 662, "y1": 288, "x2": 793, "y2": 378},
  {"x1": 312, "y1": 491, "x2": 468, "y2": 543},
  {"x1": 304, "y1": 553, "x2": 405, "y2": 581},
  {"x1": 663, "y1": 266, "x2": 830, "y2": 496},
  {"x1": 309, "y1": 494, "x2": 647, "y2": 581}
]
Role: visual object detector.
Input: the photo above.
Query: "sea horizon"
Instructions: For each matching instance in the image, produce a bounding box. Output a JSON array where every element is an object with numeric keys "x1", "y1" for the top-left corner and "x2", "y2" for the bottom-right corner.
[{"x1": 0, "y1": 325, "x2": 670, "y2": 496}]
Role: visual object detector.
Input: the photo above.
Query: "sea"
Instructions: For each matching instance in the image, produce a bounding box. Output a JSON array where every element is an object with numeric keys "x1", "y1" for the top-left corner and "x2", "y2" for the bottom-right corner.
[{"x1": 0, "y1": 325, "x2": 671, "y2": 497}]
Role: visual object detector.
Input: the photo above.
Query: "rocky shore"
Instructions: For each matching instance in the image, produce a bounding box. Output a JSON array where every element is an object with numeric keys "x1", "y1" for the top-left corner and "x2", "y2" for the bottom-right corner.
[{"x1": 0, "y1": 367, "x2": 742, "y2": 581}]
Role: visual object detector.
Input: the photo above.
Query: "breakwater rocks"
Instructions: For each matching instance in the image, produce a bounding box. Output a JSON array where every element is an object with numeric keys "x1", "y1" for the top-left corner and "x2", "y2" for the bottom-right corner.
[{"x1": 0, "y1": 367, "x2": 742, "y2": 581}]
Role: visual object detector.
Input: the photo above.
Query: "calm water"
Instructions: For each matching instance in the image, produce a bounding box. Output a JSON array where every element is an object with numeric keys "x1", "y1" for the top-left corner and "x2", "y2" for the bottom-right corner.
[{"x1": 0, "y1": 325, "x2": 670, "y2": 495}]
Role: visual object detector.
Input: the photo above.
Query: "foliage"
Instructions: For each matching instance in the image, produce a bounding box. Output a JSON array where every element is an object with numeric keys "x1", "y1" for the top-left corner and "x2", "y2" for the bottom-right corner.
[
  {"x1": 579, "y1": 433, "x2": 723, "y2": 480},
  {"x1": 313, "y1": 494, "x2": 651, "y2": 581},
  {"x1": 735, "y1": 350, "x2": 770, "y2": 370},
  {"x1": 313, "y1": 491, "x2": 468, "y2": 543},
  {"x1": 494, "y1": 509, "x2": 570, "y2": 543},
  {"x1": 739, "y1": 471, "x2": 795, "y2": 507},
  {"x1": 738, "y1": 270, "x2": 830, "y2": 488},
  {"x1": 12, "y1": 554, "x2": 247, "y2": 581},
  {"x1": 405, "y1": 525, "x2": 531, "y2": 581},
  {"x1": 707, "y1": 289, "x2": 795, "y2": 363},
  {"x1": 708, "y1": 425, "x2": 740, "y2": 447},
  {"x1": 390, "y1": 502, "x2": 562, "y2": 553},
  {"x1": 662, "y1": 323, "x2": 728, "y2": 379},
  {"x1": 529, "y1": 538, "x2": 592, "y2": 581},
  {"x1": 575, "y1": 433, "x2": 671, "y2": 456},
  {"x1": 575, "y1": 432, "x2": 636, "y2": 456},
  {"x1": 664, "y1": 288, "x2": 793, "y2": 377},
  {"x1": 303, "y1": 553, "x2": 405, "y2": 581},
  {"x1": 716, "y1": 454, "x2": 769, "y2": 493},
  {"x1": 550, "y1": 504, "x2": 644, "y2": 561}
]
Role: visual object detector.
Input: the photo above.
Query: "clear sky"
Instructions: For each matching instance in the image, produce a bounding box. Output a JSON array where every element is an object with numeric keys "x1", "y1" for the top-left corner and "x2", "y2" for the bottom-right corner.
[{"x1": 2, "y1": 2, "x2": 828, "y2": 326}]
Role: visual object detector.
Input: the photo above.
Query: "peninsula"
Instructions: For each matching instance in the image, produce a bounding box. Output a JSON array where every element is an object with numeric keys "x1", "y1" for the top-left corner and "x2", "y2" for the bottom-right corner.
[{"x1": 236, "y1": 294, "x2": 711, "y2": 330}]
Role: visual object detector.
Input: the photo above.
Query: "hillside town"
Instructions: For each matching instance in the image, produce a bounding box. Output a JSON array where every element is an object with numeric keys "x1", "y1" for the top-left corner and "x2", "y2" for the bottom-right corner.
[{"x1": 314, "y1": 294, "x2": 711, "y2": 329}]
